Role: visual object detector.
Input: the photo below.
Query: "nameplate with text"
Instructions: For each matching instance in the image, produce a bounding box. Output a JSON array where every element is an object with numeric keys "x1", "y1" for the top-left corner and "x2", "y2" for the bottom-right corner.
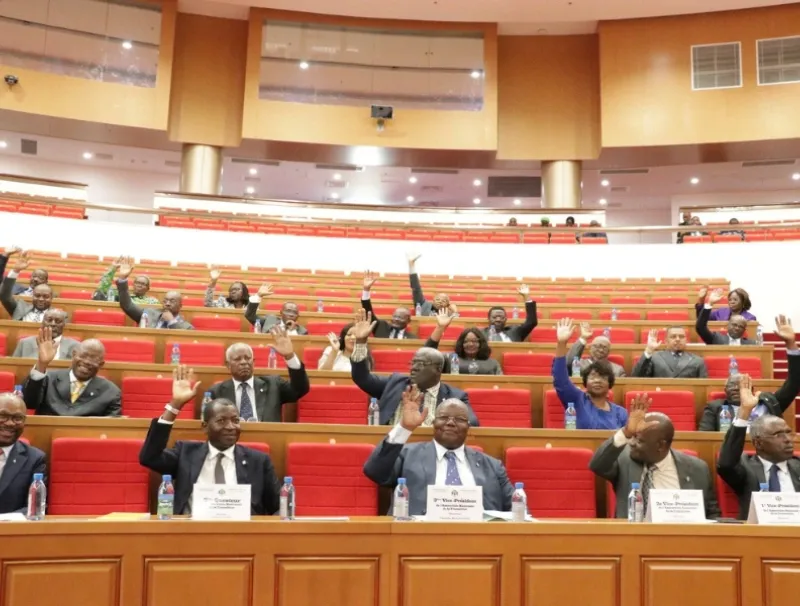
[
  {"x1": 192, "y1": 484, "x2": 251, "y2": 521},
  {"x1": 646, "y1": 489, "x2": 706, "y2": 523},
  {"x1": 426, "y1": 485, "x2": 483, "y2": 522},
  {"x1": 747, "y1": 492, "x2": 800, "y2": 525}
]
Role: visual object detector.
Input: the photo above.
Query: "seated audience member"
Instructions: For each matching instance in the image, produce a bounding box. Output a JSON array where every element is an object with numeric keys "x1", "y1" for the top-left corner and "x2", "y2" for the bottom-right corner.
[
  {"x1": 407, "y1": 253, "x2": 458, "y2": 318},
  {"x1": 425, "y1": 312, "x2": 502, "y2": 375},
  {"x1": 350, "y1": 310, "x2": 478, "y2": 426},
  {"x1": 116, "y1": 259, "x2": 193, "y2": 329},
  {"x1": 676, "y1": 211, "x2": 692, "y2": 243},
  {"x1": 540, "y1": 217, "x2": 551, "y2": 227},
  {"x1": 22, "y1": 327, "x2": 121, "y2": 417},
  {"x1": 695, "y1": 286, "x2": 756, "y2": 321},
  {"x1": 677, "y1": 215, "x2": 707, "y2": 243},
  {"x1": 12, "y1": 309, "x2": 78, "y2": 360},
  {"x1": 0, "y1": 251, "x2": 54, "y2": 322},
  {"x1": 204, "y1": 266, "x2": 249, "y2": 309},
  {"x1": 361, "y1": 271, "x2": 415, "y2": 339},
  {"x1": 92, "y1": 256, "x2": 158, "y2": 304},
  {"x1": 507, "y1": 217, "x2": 518, "y2": 227},
  {"x1": 695, "y1": 289, "x2": 754, "y2": 345},
  {"x1": 581, "y1": 220, "x2": 608, "y2": 239},
  {"x1": 139, "y1": 366, "x2": 280, "y2": 516},
  {"x1": 0, "y1": 393, "x2": 47, "y2": 514},
  {"x1": 590, "y1": 394, "x2": 720, "y2": 519},
  {"x1": 0, "y1": 247, "x2": 49, "y2": 296},
  {"x1": 552, "y1": 318, "x2": 628, "y2": 429},
  {"x1": 566, "y1": 322, "x2": 626, "y2": 378},
  {"x1": 631, "y1": 327, "x2": 708, "y2": 379},
  {"x1": 245, "y1": 283, "x2": 307, "y2": 335},
  {"x1": 565, "y1": 216, "x2": 576, "y2": 227},
  {"x1": 318, "y1": 322, "x2": 374, "y2": 372},
  {"x1": 699, "y1": 316, "x2": 799, "y2": 431},
  {"x1": 717, "y1": 375, "x2": 800, "y2": 519},
  {"x1": 208, "y1": 329, "x2": 309, "y2": 423},
  {"x1": 482, "y1": 284, "x2": 537, "y2": 342},
  {"x1": 719, "y1": 218, "x2": 746, "y2": 240},
  {"x1": 362, "y1": 388, "x2": 513, "y2": 516}
]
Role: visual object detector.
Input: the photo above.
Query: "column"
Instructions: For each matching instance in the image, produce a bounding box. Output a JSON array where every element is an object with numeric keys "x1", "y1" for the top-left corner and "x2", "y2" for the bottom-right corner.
[
  {"x1": 179, "y1": 144, "x2": 222, "y2": 195},
  {"x1": 541, "y1": 160, "x2": 582, "y2": 209}
]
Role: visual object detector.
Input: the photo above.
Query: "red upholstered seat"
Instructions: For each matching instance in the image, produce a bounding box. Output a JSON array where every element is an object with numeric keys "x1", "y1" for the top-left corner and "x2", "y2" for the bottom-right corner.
[
  {"x1": 456, "y1": 308, "x2": 488, "y2": 319},
  {"x1": 565, "y1": 296, "x2": 602, "y2": 304},
  {"x1": 502, "y1": 353, "x2": 555, "y2": 376},
  {"x1": 543, "y1": 389, "x2": 567, "y2": 429},
  {"x1": 0, "y1": 371, "x2": 15, "y2": 393},
  {"x1": 623, "y1": 390, "x2": 697, "y2": 431},
  {"x1": 100, "y1": 339, "x2": 155, "y2": 363},
  {"x1": 716, "y1": 471, "x2": 740, "y2": 519},
  {"x1": 162, "y1": 342, "x2": 224, "y2": 366},
  {"x1": 549, "y1": 309, "x2": 593, "y2": 320},
  {"x1": 49, "y1": 438, "x2": 149, "y2": 515},
  {"x1": 372, "y1": 350, "x2": 415, "y2": 373},
  {"x1": 122, "y1": 377, "x2": 193, "y2": 419},
  {"x1": 317, "y1": 304, "x2": 354, "y2": 314},
  {"x1": 239, "y1": 442, "x2": 271, "y2": 454},
  {"x1": 58, "y1": 289, "x2": 95, "y2": 300},
  {"x1": 527, "y1": 328, "x2": 578, "y2": 343},
  {"x1": 150, "y1": 280, "x2": 181, "y2": 289},
  {"x1": 466, "y1": 388, "x2": 531, "y2": 428},
  {"x1": 598, "y1": 310, "x2": 641, "y2": 320},
  {"x1": 609, "y1": 297, "x2": 648, "y2": 305},
  {"x1": 48, "y1": 273, "x2": 89, "y2": 283},
  {"x1": 485, "y1": 295, "x2": 519, "y2": 304},
  {"x1": 305, "y1": 320, "x2": 350, "y2": 336},
  {"x1": 273, "y1": 287, "x2": 310, "y2": 296},
  {"x1": 315, "y1": 289, "x2": 351, "y2": 298},
  {"x1": 72, "y1": 309, "x2": 127, "y2": 327},
  {"x1": 650, "y1": 296, "x2": 690, "y2": 305},
  {"x1": 708, "y1": 390, "x2": 726, "y2": 402},
  {"x1": 300, "y1": 347, "x2": 323, "y2": 368},
  {"x1": 261, "y1": 302, "x2": 308, "y2": 312},
  {"x1": 593, "y1": 327, "x2": 636, "y2": 344},
  {"x1": 705, "y1": 356, "x2": 762, "y2": 379},
  {"x1": 286, "y1": 443, "x2": 378, "y2": 515},
  {"x1": 646, "y1": 310, "x2": 690, "y2": 321},
  {"x1": 0, "y1": 333, "x2": 5, "y2": 357},
  {"x1": 504, "y1": 447, "x2": 596, "y2": 518},
  {"x1": 298, "y1": 385, "x2": 367, "y2": 424},
  {"x1": 638, "y1": 328, "x2": 693, "y2": 343},
  {"x1": 416, "y1": 324, "x2": 465, "y2": 340},
  {"x1": 191, "y1": 315, "x2": 241, "y2": 332},
  {"x1": 182, "y1": 296, "x2": 205, "y2": 307}
]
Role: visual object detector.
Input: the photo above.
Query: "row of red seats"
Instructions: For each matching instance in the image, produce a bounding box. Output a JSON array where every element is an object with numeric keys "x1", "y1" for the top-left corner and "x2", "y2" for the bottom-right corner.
[
  {"x1": 685, "y1": 231, "x2": 800, "y2": 243},
  {"x1": 0, "y1": 200, "x2": 86, "y2": 220}
]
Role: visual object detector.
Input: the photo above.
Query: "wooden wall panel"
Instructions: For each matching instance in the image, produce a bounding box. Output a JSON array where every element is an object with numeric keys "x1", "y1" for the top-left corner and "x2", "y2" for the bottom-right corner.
[
  {"x1": 144, "y1": 558, "x2": 253, "y2": 606},
  {"x1": 641, "y1": 558, "x2": 741, "y2": 606},
  {"x1": 522, "y1": 557, "x2": 620, "y2": 606},
  {"x1": 275, "y1": 557, "x2": 379, "y2": 606},
  {"x1": 399, "y1": 558, "x2": 500, "y2": 606},
  {"x1": 1, "y1": 559, "x2": 120, "y2": 606},
  {"x1": 762, "y1": 561, "x2": 800, "y2": 606}
]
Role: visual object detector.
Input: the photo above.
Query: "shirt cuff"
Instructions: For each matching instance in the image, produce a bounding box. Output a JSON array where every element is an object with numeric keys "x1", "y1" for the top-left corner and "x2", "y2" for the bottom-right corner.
[
  {"x1": 732, "y1": 417, "x2": 749, "y2": 428},
  {"x1": 787, "y1": 349, "x2": 800, "y2": 356},
  {"x1": 8, "y1": 270, "x2": 19, "y2": 279},
  {"x1": 248, "y1": 295, "x2": 260, "y2": 304},
  {"x1": 703, "y1": 304, "x2": 712, "y2": 309},
  {"x1": 578, "y1": 338, "x2": 587, "y2": 345},
  {"x1": 612, "y1": 429, "x2": 630, "y2": 447},
  {"x1": 157, "y1": 417, "x2": 175, "y2": 425},
  {"x1": 351, "y1": 342, "x2": 369, "y2": 362},
  {"x1": 29, "y1": 366, "x2": 46, "y2": 380},
  {"x1": 387, "y1": 424, "x2": 412, "y2": 444},
  {"x1": 285, "y1": 355, "x2": 301, "y2": 369},
  {"x1": 643, "y1": 351, "x2": 652, "y2": 359},
  {"x1": 361, "y1": 290, "x2": 371, "y2": 300}
]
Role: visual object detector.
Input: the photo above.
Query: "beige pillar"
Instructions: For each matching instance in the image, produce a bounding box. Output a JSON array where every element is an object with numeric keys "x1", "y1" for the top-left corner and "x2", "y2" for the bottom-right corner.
[
  {"x1": 180, "y1": 144, "x2": 222, "y2": 195},
  {"x1": 541, "y1": 160, "x2": 582, "y2": 209}
]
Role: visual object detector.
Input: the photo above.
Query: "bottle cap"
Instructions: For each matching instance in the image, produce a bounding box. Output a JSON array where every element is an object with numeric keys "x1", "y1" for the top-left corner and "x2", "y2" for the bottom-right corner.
[
  {"x1": 204, "y1": 392, "x2": 212, "y2": 397},
  {"x1": 631, "y1": 482, "x2": 640, "y2": 489},
  {"x1": 397, "y1": 477, "x2": 406, "y2": 484},
  {"x1": 284, "y1": 476, "x2": 293, "y2": 484},
  {"x1": 760, "y1": 483, "x2": 769, "y2": 490},
  {"x1": 33, "y1": 473, "x2": 43, "y2": 481},
  {"x1": 162, "y1": 474, "x2": 172, "y2": 482},
  {"x1": 14, "y1": 384, "x2": 22, "y2": 390},
  {"x1": 514, "y1": 482, "x2": 524, "y2": 489}
]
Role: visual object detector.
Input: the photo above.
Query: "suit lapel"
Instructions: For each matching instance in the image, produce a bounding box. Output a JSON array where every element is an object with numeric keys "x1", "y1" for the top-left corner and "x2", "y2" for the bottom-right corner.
[
  {"x1": 0, "y1": 442, "x2": 26, "y2": 497},
  {"x1": 234, "y1": 446, "x2": 250, "y2": 484},
  {"x1": 253, "y1": 378, "x2": 269, "y2": 421},
  {"x1": 751, "y1": 455, "x2": 768, "y2": 485},
  {"x1": 661, "y1": 352, "x2": 678, "y2": 375},
  {"x1": 56, "y1": 371, "x2": 72, "y2": 405},
  {"x1": 423, "y1": 442, "x2": 437, "y2": 488},
  {"x1": 672, "y1": 451, "x2": 693, "y2": 488},
  {"x1": 75, "y1": 378, "x2": 103, "y2": 405},
  {"x1": 466, "y1": 448, "x2": 487, "y2": 488},
  {"x1": 189, "y1": 443, "x2": 210, "y2": 485},
  {"x1": 787, "y1": 459, "x2": 800, "y2": 491}
]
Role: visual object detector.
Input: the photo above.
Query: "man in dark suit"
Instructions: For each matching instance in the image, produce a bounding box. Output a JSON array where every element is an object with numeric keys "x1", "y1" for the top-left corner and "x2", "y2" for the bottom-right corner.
[
  {"x1": 12, "y1": 309, "x2": 80, "y2": 360},
  {"x1": 590, "y1": 393, "x2": 720, "y2": 519},
  {"x1": 244, "y1": 283, "x2": 307, "y2": 335},
  {"x1": 699, "y1": 315, "x2": 799, "y2": 431},
  {"x1": 0, "y1": 247, "x2": 49, "y2": 296},
  {"x1": 116, "y1": 257, "x2": 193, "y2": 329},
  {"x1": 0, "y1": 250, "x2": 54, "y2": 322},
  {"x1": 207, "y1": 329, "x2": 310, "y2": 423},
  {"x1": 360, "y1": 271, "x2": 415, "y2": 339},
  {"x1": 482, "y1": 284, "x2": 537, "y2": 342},
  {"x1": 631, "y1": 327, "x2": 708, "y2": 378},
  {"x1": 349, "y1": 310, "x2": 478, "y2": 426},
  {"x1": 0, "y1": 393, "x2": 47, "y2": 514},
  {"x1": 22, "y1": 326, "x2": 121, "y2": 417},
  {"x1": 718, "y1": 374, "x2": 800, "y2": 519},
  {"x1": 695, "y1": 289, "x2": 754, "y2": 346},
  {"x1": 363, "y1": 390, "x2": 512, "y2": 516},
  {"x1": 139, "y1": 366, "x2": 281, "y2": 516},
  {"x1": 407, "y1": 253, "x2": 458, "y2": 317}
]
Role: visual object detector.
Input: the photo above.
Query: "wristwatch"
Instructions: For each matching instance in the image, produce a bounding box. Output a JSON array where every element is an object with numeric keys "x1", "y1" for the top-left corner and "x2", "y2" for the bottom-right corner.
[{"x1": 164, "y1": 403, "x2": 181, "y2": 415}]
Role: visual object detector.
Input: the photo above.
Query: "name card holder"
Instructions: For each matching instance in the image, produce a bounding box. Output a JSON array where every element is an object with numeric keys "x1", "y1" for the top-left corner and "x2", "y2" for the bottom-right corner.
[
  {"x1": 747, "y1": 492, "x2": 800, "y2": 525},
  {"x1": 426, "y1": 485, "x2": 483, "y2": 521},
  {"x1": 192, "y1": 484, "x2": 251, "y2": 521},
  {"x1": 646, "y1": 489, "x2": 707, "y2": 523}
]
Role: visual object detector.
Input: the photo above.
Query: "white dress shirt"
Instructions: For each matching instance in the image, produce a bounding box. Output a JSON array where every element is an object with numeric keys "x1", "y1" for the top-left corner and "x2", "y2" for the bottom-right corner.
[
  {"x1": 0, "y1": 444, "x2": 13, "y2": 477},
  {"x1": 613, "y1": 430, "x2": 681, "y2": 489},
  {"x1": 232, "y1": 376, "x2": 257, "y2": 421},
  {"x1": 387, "y1": 424, "x2": 476, "y2": 486},
  {"x1": 187, "y1": 442, "x2": 237, "y2": 511},
  {"x1": 29, "y1": 367, "x2": 91, "y2": 397},
  {"x1": 317, "y1": 347, "x2": 352, "y2": 372},
  {"x1": 759, "y1": 458, "x2": 796, "y2": 493}
]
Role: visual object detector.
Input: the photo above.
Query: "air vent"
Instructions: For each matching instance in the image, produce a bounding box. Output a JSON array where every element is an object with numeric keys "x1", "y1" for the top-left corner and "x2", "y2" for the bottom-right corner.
[
  {"x1": 315, "y1": 163, "x2": 360, "y2": 172},
  {"x1": 487, "y1": 176, "x2": 541, "y2": 198},
  {"x1": 94, "y1": 153, "x2": 113, "y2": 161},
  {"x1": 411, "y1": 168, "x2": 459, "y2": 175},
  {"x1": 757, "y1": 36, "x2": 800, "y2": 85},
  {"x1": 244, "y1": 176, "x2": 261, "y2": 183},
  {"x1": 742, "y1": 159, "x2": 796, "y2": 168},
  {"x1": 610, "y1": 186, "x2": 629, "y2": 193},
  {"x1": 691, "y1": 42, "x2": 741, "y2": 90},
  {"x1": 164, "y1": 160, "x2": 181, "y2": 168},
  {"x1": 599, "y1": 168, "x2": 650, "y2": 175},
  {"x1": 420, "y1": 185, "x2": 444, "y2": 193},
  {"x1": 231, "y1": 158, "x2": 280, "y2": 166},
  {"x1": 325, "y1": 180, "x2": 348, "y2": 188},
  {"x1": 20, "y1": 139, "x2": 37, "y2": 155},
  {"x1": 323, "y1": 196, "x2": 340, "y2": 202}
]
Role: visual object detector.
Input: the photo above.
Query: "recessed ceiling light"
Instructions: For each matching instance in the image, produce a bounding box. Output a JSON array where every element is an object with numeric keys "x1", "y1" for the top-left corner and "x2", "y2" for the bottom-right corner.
[
  {"x1": 245, "y1": 186, "x2": 255, "y2": 194},
  {"x1": 249, "y1": 167, "x2": 258, "y2": 176},
  {"x1": 599, "y1": 198, "x2": 607, "y2": 206},
  {"x1": 0, "y1": 141, "x2": 7, "y2": 149},
  {"x1": 690, "y1": 177, "x2": 700, "y2": 185},
  {"x1": 473, "y1": 179, "x2": 482, "y2": 187},
  {"x1": 406, "y1": 195, "x2": 415, "y2": 202},
  {"x1": 82, "y1": 152, "x2": 93, "y2": 160},
  {"x1": 513, "y1": 199, "x2": 521, "y2": 206},
  {"x1": 122, "y1": 41, "x2": 133, "y2": 50},
  {"x1": 333, "y1": 173, "x2": 342, "y2": 180},
  {"x1": 409, "y1": 176, "x2": 417, "y2": 184},
  {"x1": 601, "y1": 179, "x2": 609, "y2": 187},
  {"x1": 793, "y1": 173, "x2": 800, "y2": 181},
  {"x1": 299, "y1": 61, "x2": 309, "y2": 70},
  {"x1": 470, "y1": 70, "x2": 481, "y2": 79},
  {"x1": 473, "y1": 198, "x2": 481, "y2": 205},
  {"x1": 330, "y1": 192, "x2": 339, "y2": 200}
]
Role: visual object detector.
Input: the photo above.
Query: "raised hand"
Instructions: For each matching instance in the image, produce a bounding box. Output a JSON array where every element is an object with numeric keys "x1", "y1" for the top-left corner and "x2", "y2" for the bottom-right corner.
[
  {"x1": 623, "y1": 393, "x2": 659, "y2": 438},
  {"x1": 517, "y1": 284, "x2": 530, "y2": 298},
  {"x1": 645, "y1": 329, "x2": 662, "y2": 355},
  {"x1": 580, "y1": 321, "x2": 593, "y2": 341},
  {"x1": 4, "y1": 246, "x2": 22, "y2": 257},
  {"x1": 399, "y1": 385, "x2": 426, "y2": 432},
  {"x1": 13, "y1": 251, "x2": 31, "y2": 273},
  {"x1": 161, "y1": 311, "x2": 175, "y2": 324},
  {"x1": 209, "y1": 265, "x2": 222, "y2": 282},
  {"x1": 257, "y1": 283, "x2": 274, "y2": 298},
  {"x1": 270, "y1": 325, "x2": 295, "y2": 358},
  {"x1": 36, "y1": 325, "x2": 57, "y2": 371},
  {"x1": 406, "y1": 252, "x2": 422, "y2": 267},
  {"x1": 362, "y1": 270, "x2": 378, "y2": 291},
  {"x1": 708, "y1": 288, "x2": 725, "y2": 305},
  {"x1": 773, "y1": 315, "x2": 796, "y2": 349},
  {"x1": 326, "y1": 331, "x2": 341, "y2": 352},
  {"x1": 111, "y1": 255, "x2": 123, "y2": 271},
  {"x1": 697, "y1": 285, "x2": 709, "y2": 302},
  {"x1": 435, "y1": 308, "x2": 454, "y2": 327},
  {"x1": 556, "y1": 318, "x2": 575, "y2": 343},
  {"x1": 117, "y1": 255, "x2": 135, "y2": 280},
  {"x1": 447, "y1": 302, "x2": 459, "y2": 316},
  {"x1": 352, "y1": 308, "x2": 377, "y2": 341},
  {"x1": 737, "y1": 374, "x2": 761, "y2": 420},
  {"x1": 171, "y1": 365, "x2": 201, "y2": 408}
]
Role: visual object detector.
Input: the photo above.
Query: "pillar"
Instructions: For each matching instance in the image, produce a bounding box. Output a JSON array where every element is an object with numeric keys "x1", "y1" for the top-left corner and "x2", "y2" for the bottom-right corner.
[
  {"x1": 179, "y1": 144, "x2": 222, "y2": 195},
  {"x1": 541, "y1": 160, "x2": 582, "y2": 209}
]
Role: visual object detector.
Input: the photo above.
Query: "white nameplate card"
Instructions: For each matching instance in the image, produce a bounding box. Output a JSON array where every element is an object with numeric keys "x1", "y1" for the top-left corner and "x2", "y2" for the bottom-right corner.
[
  {"x1": 747, "y1": 492, "x2": 800, "y2": 525},
  {"x1": 192, "y1": 484, "x2": 251, "y2": 521},
  {"x1": 645, "y1": 489, "x2": 707, "y2": 523},
  {"x1": 426, "y1": 485, "x2": 483, "y2": 521}
]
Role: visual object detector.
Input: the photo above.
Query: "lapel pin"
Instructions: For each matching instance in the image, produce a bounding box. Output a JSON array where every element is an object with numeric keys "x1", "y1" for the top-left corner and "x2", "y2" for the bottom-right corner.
[
  {"x1": 89, "y1": 392, "x2": 94, "y2": 397},
  {"x1": 260, "y1": 388, "x2": 265, "y2": 393},
  {"x1": 12, "y1": 459, "x2": 16, "y2": 464},
  {"x1": 242, "y1": 460, "x2": 247, "y2": 466}
]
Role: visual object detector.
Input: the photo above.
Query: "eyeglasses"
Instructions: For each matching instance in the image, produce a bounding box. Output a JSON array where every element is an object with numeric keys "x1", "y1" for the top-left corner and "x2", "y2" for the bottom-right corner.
[
  {"x1": 410, "y1": 360, "x2": 438, "y2": 370},
  {"x1": 434, "y1": 415, "x2": 469, "y2": 425},
  {"x1": 0, "y1": 413, "x2": 25, "y2": 424}
]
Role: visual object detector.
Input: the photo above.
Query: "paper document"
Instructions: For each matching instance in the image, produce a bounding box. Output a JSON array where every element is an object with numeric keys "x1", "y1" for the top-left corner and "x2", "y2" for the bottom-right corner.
[{"x1": 0, "y1": 513, "x2": 27, "y2": 522}]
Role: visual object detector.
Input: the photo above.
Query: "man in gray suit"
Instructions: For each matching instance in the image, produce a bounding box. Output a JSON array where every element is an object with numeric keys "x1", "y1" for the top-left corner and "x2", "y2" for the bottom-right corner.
[
  {"x1": 695, "y1": 290, "x2": 755, "y2": 346},
  {"x1": 590, "y1": 394, "x2": 720, "y2": 519},
  {"x1": 363, "y1": 390, "x2": 513, "y2": 516},
  {"x1": 22, "y1": 327, "x2": 121, "y2": 417},
  {"x1": 115, "y1": 259, "x2": 193, "y2": 330},
  {"x1": 566, "y1": 322, "x2": 626, "y2": 377},
  {"x1": 407, "y1": 253, "x2": 458, "y2": 318},
  {"x1": 0, "y1": 251, "x2": 54, "y2": 322},
  {"x1": 244, "y1": 283, "x2": 307, "y2": 335},
  {"x1": 12, "y1": 309, "x2": 79, "y2": 360},
  {"x1": 632, "y1": 327, "x2": 708, "y2": 378}
]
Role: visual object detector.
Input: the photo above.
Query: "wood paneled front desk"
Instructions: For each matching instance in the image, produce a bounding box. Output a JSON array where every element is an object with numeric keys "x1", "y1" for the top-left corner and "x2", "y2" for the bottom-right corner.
[{"x1": 1, "y1": 518, "x2": 798, "y2": 606}]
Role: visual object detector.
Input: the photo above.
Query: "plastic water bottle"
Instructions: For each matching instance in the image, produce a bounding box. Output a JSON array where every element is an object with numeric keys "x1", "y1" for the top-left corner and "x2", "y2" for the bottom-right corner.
[
  {"x1": 157, "y1": 475, "x2": 175, "y2": 520},
  {"x1": 512, "y1": 307, "x2": 519, "y2": 319},
  {"x1": 756, "y1": 325, "x2": 764, "y2": 346},
  {"x1": 106, "y1": 289, "x2": 115, "y2": 302},
  {"x1": 729, "y1": 356, "x2": 738, "y2": 376},
  {"x1": 450, "y1": 353, "x2": 460, "y2": 374},
  {"x1": 201, "y1": 391, "x2": 213, "y2": 417},
  {"x1": 719, "y1": 404, "x2": 732, "y2": 433},
  {"x1": 139, "y1": 315, "x2": 148, "y2": 328},
  {"x1": 760, "y1": 483, "x2": 770, "y2": 492},
  {"x1": 268, "y1": 347, "x2": 278, "y2": 370},
  {"x1": 611, "y1": 308, "x2": 618, "y2": 321},
  {"x1": 368, "y1": 398, "x2": 380, "y2": 425},
  {"x1": 415, "y1": 303, "x2": 422, "y2": 316},
  {"x1": 170, "y1": 344, "x2": 181, "y2": 365},
  {"x1": 26, "y1": 473, "x2": 46, "y2": 521},
  {"x1": 253, "y1": 319, "x2": 262, "y2": 334},
  {"x1": 279, "y1": 477, "x2": 295, "y2": 520},
  {"x1": 488, "y1": 325, "x2": 497, "y2": 341},
  {"x1": 627, "y1": 482, "x2": 643, "y2": 522},
  {"x1": 12, "y1": 384, "x2": 23, "y2": 399},
  {"x1": 571, "y1": 357, "x2": 581, "y2": 378},
  {"x1": 603, "y1": 327, "x2": 611, "y2": 339},
  {"x1": 317, "y1": 299, "x2": 324, "y2": 312},
  {"x1": 511, "y1": 482, "x2": 527, "y2": 522},
  {"x1": 393, "y1": 478, "x2": 410, "y2": 520},
  {"x1": 565, "y1": 403, "x2": 577, "y2": 430}
]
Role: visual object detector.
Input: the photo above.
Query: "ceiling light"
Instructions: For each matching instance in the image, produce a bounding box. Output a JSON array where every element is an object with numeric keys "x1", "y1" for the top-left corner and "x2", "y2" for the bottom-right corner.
[
  {"x1": 470, "y1": 70, "x2": 481, "y2": 79},
  {"x1": 299, "y1": 61, "x2": 309, "y2": 70},
  {"x1": 473, "y1": 198, "x2": 481, "y2": 205},
  {"x1": 690, "y1": 177, "x2": 700, "y2": 185},
  {"x1": 601, "y1": 179, "x2": 609, "y2": 187},
  {"x1": 0, "y1": 141, "x2": 7, "y2": 149},
  {"x1": 409, "y1": 176, "x2": 417, "y2": 184},
  {"x1": 513, "y1": 199, "x2": 521, "y2": 206},
  {"x1": 599, "y1": 198, "x2": 607, "y2": 206},
  {"x1": 245, "y1": 186, "x2": 255, "y2": 195},
  {"x1": 330, "y1": 192, "x2": 339, "y2": 200},
  {"x1": 82, "y1": 152, "x2": 93, "y2": 160},
  {"x1": 406, "y1": 195, "x2": 414, "y2": 202},
  {"x1": 122, "y1": 41, "x2": 133, "y2": 50},
  {"x1": 793, "y1": 173, "x2": 800, "y2": 181},
  {"x1": 249, "y1": 167, "x2": 258, "y2": 176},
  {"x1": 473, "y1": 179, "x2": 482, "y2": 187},
  {"x1": 333, "y1": 173, "x2": 342, "y2": 180}
]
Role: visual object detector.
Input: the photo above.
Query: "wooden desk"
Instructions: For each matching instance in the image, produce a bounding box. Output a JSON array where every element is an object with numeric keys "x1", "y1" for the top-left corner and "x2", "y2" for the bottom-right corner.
[{"x1": 0, "y1": 518, "x2": 796, "y2": 606}]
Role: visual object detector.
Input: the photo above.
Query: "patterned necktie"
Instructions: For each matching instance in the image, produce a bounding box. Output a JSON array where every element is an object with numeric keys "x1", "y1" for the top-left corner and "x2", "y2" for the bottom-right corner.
[
  {"x1": 239, "y1": 384, "x2": 255, "y2": 421},
  {"x1": 70, "y1": 381, "x2": 85, "y2": 404},
  {"x1": 214, "y1": 453, "x2": 226, "y2": 484},
  {"x1": 641, "y1": 464, "x2": 657, "y2": 513},
  {"x1": 444, "y1": 451, "x2": 462, "y2": 486},
  {"x1": 769, "y1": 464, "x2": 782, "y2": 492}
]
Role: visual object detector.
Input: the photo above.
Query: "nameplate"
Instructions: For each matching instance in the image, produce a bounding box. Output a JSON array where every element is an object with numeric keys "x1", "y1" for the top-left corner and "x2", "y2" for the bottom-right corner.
[
  {"x1": 747, "y1": 492, "x2": 800, "y2": 525},
  {"x1": 426, "y1": 485, "x2": 483, "y2": 522},
  {"x1": 192, "y1": 484, "x2": 251, "y2": 521},
  {"x1": 646, "y1": 489, "x2": 707, "y2": 523}
]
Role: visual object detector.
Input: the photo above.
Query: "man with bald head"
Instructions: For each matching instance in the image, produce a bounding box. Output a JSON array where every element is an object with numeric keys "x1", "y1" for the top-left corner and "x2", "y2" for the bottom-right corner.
[
  {"x1": 360, "y1": 271, "x2": 415, "y2": 339},
  {"x1": 207, "y1": 328, "x2": 309, "y2": 423},
  {"x1": 12, "y1": 309, "x2": 79, "y2": 360},
  {"x1": 363, "y1": 389, "x2": 512, "y2": 516},
  {"x1": 0, "y1": 393, "x2": 46, "y2": 514},
  {"x1": 695, "y1": 289, "x2": 755, "y2": 345},
  {"x1": 0, "y1": 250, "x2": 54, "y2": 322},
  {"x1": 115, "y1": 258, "x2": 193, "y2": 329},
  {"x1": 590, "y1": 394, "x2": 720, "y2": 519},
  {"x1": 349, "y1": 309, "x2": 478, "y2": 426},
  {"x1": 718, "y1": 375, "x2": 800, "y2": 518},
  {"x1": 22, "y1": 326, "x2": 121, "y2": 417},
  {"x1": 567, "y1": 322, "x2": 626, "y2": 377}
]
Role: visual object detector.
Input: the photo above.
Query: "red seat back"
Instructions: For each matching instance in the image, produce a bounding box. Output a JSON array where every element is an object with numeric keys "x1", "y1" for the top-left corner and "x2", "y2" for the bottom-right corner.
[
  {"x1": 72, "y1": 309, "x2": 127, "y2": 327},
  {"x1": 638, "y1": 328, "x2": 693, "y2": 343},
  {"x1": 298, "y1": 385, "x2": 367, "y2": 424},
  {"x1": 502, "y1": 353, "x2": 554, "y2": 376},
  {"x1": 100, "y1": 339, "x2": 155, "y2": 363},
  {"x1": 594, "y1": 327, "x2": 636, "y2": 344},
  {"x1": 565, "y1": 296, "x2": 603, "y2": 304},
  {"x1": 416, "y1": 324, "x2": 466, "y2": 340},
  {"x1": 162, "y1": 342, "x2": 225, "y2": 366},
  {"x1": 708, "y1": 390, "x2": 726, "y2": 402},
  {"x1": 372, "y1": 350, "x2": 415, "y2": 373},
  {"x1": 182, "y1": 296, "x2": 205, "y2": 307},
  {"x1": 650, "y1": 296, "x2": 690, "y2": 305},
  {"x1": 549, "y1": 310, "x2": 594, "y2": 321},
  {"x1": 239, "y1": 442, "x2": 270, "y2": 454},
  {"x1": 646, "y1": 310, "x2": 690, "y2": 321},
  {"x1": 286, "y1": 443, "x2": 377, "y2": 515},
  {"x1": 58, "y1": 289, "x2": 95, "y2": 300},
  {"x1": 122, "y1": 377, "x2": 194, "y2": 419},
  {"x1": 317, "y1": 304, "x2": 354, "y2": 314},
  {"x1": 0, "y1": 371, "x2": 15, "y2": 393},
  {"x1": 528, "y1": 328, "x2": 578, "y2": 344},
  {"x1": 192, "y1": 315, "x2": 241, "y2": 332},
  {"x1": 0, "y1": 333, "x2": 5, "y2": 357},
  {"x1": 623, "y1": 390, "x2": 697, "y2": 431},
  {"x1": 465, "y1": 388, "x2": 531, "y2": 428},
  {"x1": 705, "y1": 356, "x2": 762, "y2": 379},
  {"x1": 305, "y1": 321, "x2": 350, "y2": 336},
  {"x1": 598, "y1": 310, "x2": 641, "y2": 320},
  {"x1": 609, "y1": 297, "x2": 647, "y2": 305}
]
